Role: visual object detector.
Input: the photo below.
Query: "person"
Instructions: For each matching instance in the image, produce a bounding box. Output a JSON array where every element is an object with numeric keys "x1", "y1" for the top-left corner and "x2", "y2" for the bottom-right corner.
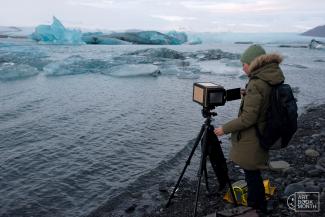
[{"x1": 214, "y1": 44, "x2": 284, "y2": 213}]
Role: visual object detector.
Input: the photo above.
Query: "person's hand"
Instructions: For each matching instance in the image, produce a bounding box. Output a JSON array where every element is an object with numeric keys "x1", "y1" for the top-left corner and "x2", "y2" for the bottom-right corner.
[
  {"x1": 241, "y1": 88, "x2": 246, "y2": 96},
  {"x1": 214, "y1": 127, "x2": 224, "y2": 136}
]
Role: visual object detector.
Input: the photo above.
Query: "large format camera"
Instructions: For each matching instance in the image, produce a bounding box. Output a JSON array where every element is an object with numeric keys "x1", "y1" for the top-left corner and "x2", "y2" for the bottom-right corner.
[{"x1": 193, "y1": 82, "x2": 241, "y2": 109}]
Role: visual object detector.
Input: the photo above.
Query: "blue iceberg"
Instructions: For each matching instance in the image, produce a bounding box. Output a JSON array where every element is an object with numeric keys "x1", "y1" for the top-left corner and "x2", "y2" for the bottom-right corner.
[
  {"x1": 82, "y1": 32, "x2": 131, "y2": 45},
  {"x1": 166, "y1": 31, "x2": 188, "y2": 44},
  {"x1": 188, "y1": 37, "x2": 202, "y2": 45},
  {"x1": 82, "y1": 31, "x2": 185, "y2": 45},
  {"x1": 31, "y1": 17, "x2": 84, "y2": 44},
  {"x1": 107, "y1": 31, "x2": 187, "y2": 45},
  {"x1": 30, "y1": 17, "x2": 188, "y2": 45},
  {"x1": 81, "y1": 32, "x2": 103, "y2": 44}
]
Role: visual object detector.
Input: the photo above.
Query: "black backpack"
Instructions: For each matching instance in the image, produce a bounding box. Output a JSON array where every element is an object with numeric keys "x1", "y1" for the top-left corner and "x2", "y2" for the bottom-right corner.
[{"x1": 255, "y1": 82, "x2": 298, "y2": 150}]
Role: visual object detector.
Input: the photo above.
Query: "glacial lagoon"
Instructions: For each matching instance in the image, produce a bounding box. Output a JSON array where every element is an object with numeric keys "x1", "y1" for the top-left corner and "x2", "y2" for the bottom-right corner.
[{"x1": 1, "y1": 36, "x2": 325, "y2": 216}]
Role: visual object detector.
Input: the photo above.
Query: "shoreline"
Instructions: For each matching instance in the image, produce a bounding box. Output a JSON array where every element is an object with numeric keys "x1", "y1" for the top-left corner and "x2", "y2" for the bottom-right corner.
[
  {"x1": 90, "y1": 104, "x2": 325, "y2": 217},
  {"x1": 144, "y1": 104, "x2": 325, "y2": 217}
]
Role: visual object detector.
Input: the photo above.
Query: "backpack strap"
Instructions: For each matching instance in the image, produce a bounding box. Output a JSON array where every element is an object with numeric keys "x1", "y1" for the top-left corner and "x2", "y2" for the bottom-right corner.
[{"x1": 253, "y1": 80, "x2": 283, "y2": 145}]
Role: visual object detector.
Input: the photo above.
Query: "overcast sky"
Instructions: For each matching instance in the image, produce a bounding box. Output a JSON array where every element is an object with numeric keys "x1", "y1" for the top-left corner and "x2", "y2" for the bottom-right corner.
[{"x1": 1, "y1": 0, "x2": 324, "y2": 32}]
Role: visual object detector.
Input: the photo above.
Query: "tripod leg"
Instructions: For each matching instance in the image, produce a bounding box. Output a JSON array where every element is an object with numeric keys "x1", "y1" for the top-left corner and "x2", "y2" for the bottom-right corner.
[
  {"x1": 201, "y1": 135, "x2": 209, "y2": 192},
  {"x1": 193, "y1": 126, "x2": 208, "y2": 217},
  {"x1": 194, "y1": 153, "x2": 204, "y2": 217},
  {"x1": 203, "y1": 164, "x2": 210, "y2": 192},
  {"x1": 165, "y1": 124, "x2": 206, "y2": 208}
]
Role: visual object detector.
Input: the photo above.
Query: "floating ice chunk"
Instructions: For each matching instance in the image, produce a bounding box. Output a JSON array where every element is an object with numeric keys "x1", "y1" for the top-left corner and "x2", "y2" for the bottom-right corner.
[
  {"x1": 215, "y1": 68, "x2": 241, "y2": 77},
  {"x1": 187, "y1": 37, "x2": 202, "y2": 45},
  {"x1": 188, "y1": 49, "x2": 240, "y2": 61},
  {"x1": 114, "y1": 48, "x2": 185, "y2": 66},
  {"x1": 44, "y1": 55, "x2": 109, "y2": 76},
  {"x1": 282, "y1": 63, "x2": 308, "y2": 69},
  {"x1": 177, "y1": 72, "x2": 200, "y2": 79},
  {"x1": 199, "y1": 60, "x2": 221, "y2": 74},
  {"x1": 154, "y1": 60, "x2": 202, "y2": 76},
  {"x1": 166, "y1": 31, "x2": 188, "y2": 44},
  {"x1": 156, "y1": 63, "x2": 182, "y2": 75},
  {"x1": 0, "y1": 62, "x2": 39, "y2": 81},
  {"x1": 0, "y1": 41, "x2": 51, "y2": 70},
  {"x1": 0, "y1": 49, "x2": 49, "y2": 71},
  {"x1": 81, "y1": 32, "x2": 103, "y2": 44},
  {"x1": 82, "y1": 33, "x2": 131, "y2": 45},
  {"x1": 127, "y1": 48, "x2": 185, "y2": 60},
  {"x1": 199, "y1": 60, "x2": 241, "y2": 77},
  {"x1": 31, "y1": 17, "x2": 84, "y2": 44},
  {"x1": 107, "y1": 31, "x2": 186, "y2": 45},
  {"x1": 309, "y1": 39, "x2": 325, "y2": 49},
  {"x1": 96, "y1": 36, "x2": 131, "y2": 45},
  {"x1": 314, "y1": 59, "x2": 325, "y2": 62},
  {"x1": 278, "y1": 44, "x2": 308, "y2": 48},
  {"x1": 222, "y1": 59, "x2": 242, "y2": 68},
  {"x1": 103, "y1": 64, "x2": 160, "y2": 77}
]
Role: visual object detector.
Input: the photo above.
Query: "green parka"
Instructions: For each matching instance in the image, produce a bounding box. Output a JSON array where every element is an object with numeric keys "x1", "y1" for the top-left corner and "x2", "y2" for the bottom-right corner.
[{"x1": 223, "y1": 53, "x2": 285, "y2": 170}]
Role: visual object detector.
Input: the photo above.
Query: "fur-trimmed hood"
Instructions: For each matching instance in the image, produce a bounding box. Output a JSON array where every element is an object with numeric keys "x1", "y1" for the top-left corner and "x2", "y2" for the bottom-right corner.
[
  {"x1": 249, "y1": 53, "x2": 283, "y2": 72},
  {"x1": 249, "y1": 53, "x2": 285, "y2": 85}
]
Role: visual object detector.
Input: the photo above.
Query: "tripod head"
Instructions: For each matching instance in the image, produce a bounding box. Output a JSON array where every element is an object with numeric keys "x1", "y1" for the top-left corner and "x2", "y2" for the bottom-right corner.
[{"x1": 201, "y1": 107, "x2": 217, "y2": 119}]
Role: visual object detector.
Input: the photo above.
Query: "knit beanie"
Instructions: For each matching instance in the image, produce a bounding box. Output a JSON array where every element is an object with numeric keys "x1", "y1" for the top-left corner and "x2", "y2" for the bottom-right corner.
[{"x1": 240, "y1": 44, "x2": 266, "y2": 64}]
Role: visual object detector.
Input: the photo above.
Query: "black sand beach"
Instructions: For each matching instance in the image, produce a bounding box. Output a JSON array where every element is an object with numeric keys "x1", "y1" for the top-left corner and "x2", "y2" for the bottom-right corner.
[
  {"x1": 90, "y1": 104, "x2": 325, "y2": 217},
  {"x1": 145, "y1": 104, "x2": 325, "y2": 217}
]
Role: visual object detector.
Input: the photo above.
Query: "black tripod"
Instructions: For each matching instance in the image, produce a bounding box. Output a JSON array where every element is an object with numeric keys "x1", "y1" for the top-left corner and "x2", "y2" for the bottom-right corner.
[{"x1": 165, "y1": 107, "x2": 237, "y2": 217}]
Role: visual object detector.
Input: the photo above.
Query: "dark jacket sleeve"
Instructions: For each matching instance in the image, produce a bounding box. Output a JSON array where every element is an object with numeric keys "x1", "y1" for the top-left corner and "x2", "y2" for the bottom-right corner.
[{"x1": 222, "y1": 80, "x2": 263, "y2": 134}]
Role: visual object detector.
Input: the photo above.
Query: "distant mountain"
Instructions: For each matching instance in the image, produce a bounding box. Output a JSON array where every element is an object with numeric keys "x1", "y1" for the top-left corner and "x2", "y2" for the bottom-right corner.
[{"x1": 301, "y1": 25, "x2": 325, "y2": 37}]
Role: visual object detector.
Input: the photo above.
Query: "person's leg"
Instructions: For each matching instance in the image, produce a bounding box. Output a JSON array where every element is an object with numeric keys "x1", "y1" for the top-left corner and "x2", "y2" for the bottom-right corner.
[{"x1": 244, "y1": 169, "x2": 267, "y2": 212}]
